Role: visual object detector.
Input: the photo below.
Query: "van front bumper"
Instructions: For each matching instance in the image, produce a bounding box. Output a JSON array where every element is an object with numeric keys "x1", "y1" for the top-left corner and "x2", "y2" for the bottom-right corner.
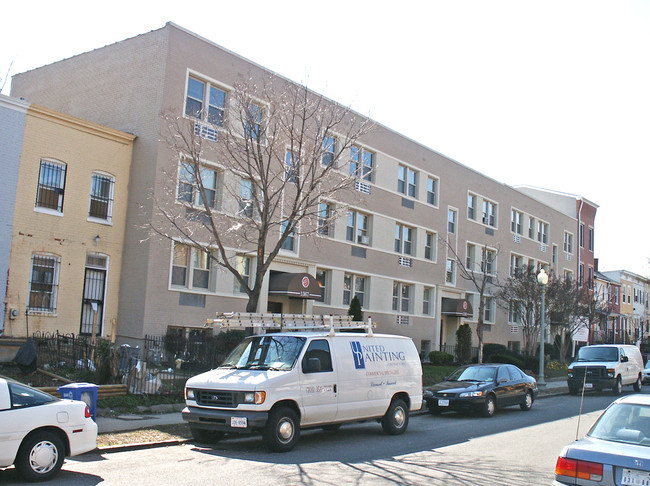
[
  {"x1": 182, "y1": 406, "x2": 268, "y2": 434},
  {"x1": 567, "y1": 377, "x2": 615, "y2": 390}
]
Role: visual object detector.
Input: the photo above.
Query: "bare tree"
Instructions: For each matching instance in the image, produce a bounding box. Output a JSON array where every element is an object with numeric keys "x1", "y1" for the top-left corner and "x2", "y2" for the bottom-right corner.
[
  {"x1": 445, "y1": 240, "x2": 500, "y2": 363},
  {"x1": 496, "y1": 263, "x2": 543, "y2": 356},
  {"x1": 546, "y1": 274, "x2": 583, "y2": 362},
  {"x1": 153, "y1": 75, "x2": 372, "y2": 312}
]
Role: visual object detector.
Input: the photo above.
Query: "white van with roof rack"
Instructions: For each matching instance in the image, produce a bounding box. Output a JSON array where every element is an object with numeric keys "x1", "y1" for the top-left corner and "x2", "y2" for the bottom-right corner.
[{"x1": 182, "y1": 313, "x2": 423, "y2": 452}]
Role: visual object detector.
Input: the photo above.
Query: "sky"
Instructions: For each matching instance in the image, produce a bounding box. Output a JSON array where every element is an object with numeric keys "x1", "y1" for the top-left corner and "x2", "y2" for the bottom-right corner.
[{"x1": 2, "y1": 0, "x2": 649, "y2": 278}]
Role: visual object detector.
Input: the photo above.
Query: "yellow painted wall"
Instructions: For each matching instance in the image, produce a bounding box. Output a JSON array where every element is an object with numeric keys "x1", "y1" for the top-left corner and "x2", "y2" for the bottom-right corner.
[{"x1": 4, "y1": 104, "x2": 134, "y2": 338}]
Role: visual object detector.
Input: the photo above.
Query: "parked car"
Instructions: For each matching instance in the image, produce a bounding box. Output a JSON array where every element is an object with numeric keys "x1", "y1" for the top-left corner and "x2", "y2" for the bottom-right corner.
[
  {"x1": 0, "y1": 377, "x2": 98, "y2": 482},
  {"x1": 567, "y1": 344, "x2": 644, "y2": 395},
  {"x1": 554, "y1": 394, "x2": 650, "y2": 485},
  {"x1": 423, "y1": 363, "x2": 538, "y2": 417},
  {"x1": 643, "y1": 361, "x2": 650, "y2": 385}
]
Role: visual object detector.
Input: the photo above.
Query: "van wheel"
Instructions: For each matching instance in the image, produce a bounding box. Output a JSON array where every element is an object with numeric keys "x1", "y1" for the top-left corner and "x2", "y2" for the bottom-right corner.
[
  {"x1": 15, "y1": 431, "x2": 65, "y2": 482},
  {"x1": 264, "y1": 407, "x2": 300, "y2": 452},
  {"x1": 519, "y1": 390, "x2": 533, "y2": 411},
  {"x1": 190, "y1": 426, "x2": 224, "y2": 444},
  {"x1": 482, "y1": 395, "x2": 496, "y2": 417},
  {"x1": 634, "y1": 374, "x2": 643, "y2": 392},
  {"x1": 613, "y1": 376, "x2": 623, "y2": 396},
  {"x1": 381, "y1": 399, "x2": 409, "y2": 435}
]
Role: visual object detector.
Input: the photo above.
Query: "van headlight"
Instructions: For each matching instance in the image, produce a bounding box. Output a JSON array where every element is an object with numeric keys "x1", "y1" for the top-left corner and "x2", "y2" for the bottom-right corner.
[
  {"x1": 607, "y1": 369, "x2": 615, "y2": 378},
  {"x1": 244, "y1": 391, "x2": 266, "y2": 404},
  {"x1": 185, "y1": 388, "x2": 195, "y2": 401}
]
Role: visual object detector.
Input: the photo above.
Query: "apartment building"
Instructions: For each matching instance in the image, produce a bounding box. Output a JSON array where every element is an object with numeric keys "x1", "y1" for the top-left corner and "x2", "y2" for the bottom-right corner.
[
  {"x1": 1, "y1": 94, "x2": 135, "y2": 338},
  {"x1": 11, "y1": 23, "x2": 583, "y2": 353},
  {"x1": 602, "y1": 270, "x2": 650, "y2": 342},
  {"x1": 593, "y1": 270, "x2": 621, "y2": 343}
]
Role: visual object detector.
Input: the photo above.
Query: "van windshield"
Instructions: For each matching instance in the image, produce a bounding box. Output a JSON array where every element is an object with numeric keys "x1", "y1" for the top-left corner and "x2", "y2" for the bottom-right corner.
[
  {"x1": 576, "y1": 346, "x2": 619, "y2": 362},
  {"x1": 220, "y1": 335, "x2": 306, "y2": 371}
]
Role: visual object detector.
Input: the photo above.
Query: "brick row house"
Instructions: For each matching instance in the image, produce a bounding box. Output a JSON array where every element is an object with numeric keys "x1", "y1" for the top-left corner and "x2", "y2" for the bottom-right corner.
[{"x1": 6, "y1": 22, "x2": 607, "y2": 355}]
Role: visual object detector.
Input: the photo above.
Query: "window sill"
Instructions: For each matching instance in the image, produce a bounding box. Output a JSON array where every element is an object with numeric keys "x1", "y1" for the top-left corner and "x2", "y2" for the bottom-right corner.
[
  {"x1": 169, "y1": 286, "x2": 215, "y2": 295},
  {"x1": 27, "y1": 309, "x2": 57, "y2": 317},
  {"x1": 87, "y1": 217, "x2": 113, "y2": 226},
  {"x1": 34, "y1": 207, "x2": 64, "y2": 217}
]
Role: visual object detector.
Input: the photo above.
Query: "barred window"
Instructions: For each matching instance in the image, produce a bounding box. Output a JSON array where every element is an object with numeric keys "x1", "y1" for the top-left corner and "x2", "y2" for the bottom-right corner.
[
  {"x1": 89, "y1": 173, "x2": 114, "y2": 221},
  {"x1": 28, "y1": 254, "x2": 60, "y2": 312},
  {"x1": 36, "y1": 160, "x2": 66, "y2": 212}
]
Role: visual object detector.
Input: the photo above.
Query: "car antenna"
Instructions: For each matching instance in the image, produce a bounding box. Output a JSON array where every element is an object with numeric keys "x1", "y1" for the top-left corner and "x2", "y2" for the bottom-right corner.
[{"x1": 575, "y1": 365, "x2": 588, "y2": 441}]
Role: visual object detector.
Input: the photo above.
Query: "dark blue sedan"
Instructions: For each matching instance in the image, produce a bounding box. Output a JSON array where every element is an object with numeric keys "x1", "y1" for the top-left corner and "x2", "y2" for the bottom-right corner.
[{"x1": 423, "y1": 363, "x2": 538, "y2": 417}]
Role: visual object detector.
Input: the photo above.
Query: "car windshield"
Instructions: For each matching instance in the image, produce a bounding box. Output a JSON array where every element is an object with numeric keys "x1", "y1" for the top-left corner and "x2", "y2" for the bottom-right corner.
[
  {"x1": 220, "y1": 335, "x2": 306, "y2": 371},
  {"x1": 588, "y1": 402, "x2": 650, "y2": 446},
  {"x1": 448, "y1": 366, "x2": 496, "y2": 383},
  {"x1": 576, "y1": 346, "x2": 618, "y2": 362}
]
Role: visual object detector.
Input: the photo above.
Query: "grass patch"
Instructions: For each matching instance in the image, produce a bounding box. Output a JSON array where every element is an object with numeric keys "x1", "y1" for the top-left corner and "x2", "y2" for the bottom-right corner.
[
  {"x1": 98, "y1": 394, "x2": 183, "y2": 415},
  {"x1": 422, "y1": 364, "x2": 457, "y2": 386}
]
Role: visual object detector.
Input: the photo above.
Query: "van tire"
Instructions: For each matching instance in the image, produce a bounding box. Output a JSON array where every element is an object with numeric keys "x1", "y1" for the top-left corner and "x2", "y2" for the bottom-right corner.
[
  {"x1": 381, "y1": 399, "x2": 409, "y2": 435},
  {"x1": 634, "y1": 374, "x2": 643, "y2": 392},
  {"x1": 190, "y1": 426, "x2": 224, "y2": 444},
  {"x1": 613, "y1": 376, "x2": 623, "y2": 396},
  {"x1": 264, "y1": 407, "x2": 300, "y2": 452}
]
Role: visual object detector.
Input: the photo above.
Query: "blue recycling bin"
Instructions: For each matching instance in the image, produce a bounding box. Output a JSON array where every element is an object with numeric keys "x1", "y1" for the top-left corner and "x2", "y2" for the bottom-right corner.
[{"x1": 58, "y1": 383, "x2": 99, "y2": 421}]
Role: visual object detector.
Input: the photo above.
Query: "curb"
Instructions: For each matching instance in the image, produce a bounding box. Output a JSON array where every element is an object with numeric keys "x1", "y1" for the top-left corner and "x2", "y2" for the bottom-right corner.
[{"x1": 97, "y1": 438, "x2": 190, "y2": 454}]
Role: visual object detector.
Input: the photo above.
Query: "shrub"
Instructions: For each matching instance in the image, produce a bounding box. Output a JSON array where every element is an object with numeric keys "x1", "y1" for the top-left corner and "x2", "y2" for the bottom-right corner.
[
  {"x1": 491, "y1": 354, "x2": 524, "y2": 368},
  {"x1": 348, "y1": 296, "x2": 363, "y2": 322},
  {"x1": 483, "y1": 343, "x2": 508, "y2": 362},
  {"x1": 428, "y1": 350, "x2": 454, "y2": 365},
  {"x1": 456, "y1": 324, "x2": 473, "y2": 364}
]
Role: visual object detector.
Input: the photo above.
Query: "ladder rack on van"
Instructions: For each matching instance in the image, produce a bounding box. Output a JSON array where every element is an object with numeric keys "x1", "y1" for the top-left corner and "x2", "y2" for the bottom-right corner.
[{"x1": 206, "y1": 313, "x2": 375, "y2": 336}]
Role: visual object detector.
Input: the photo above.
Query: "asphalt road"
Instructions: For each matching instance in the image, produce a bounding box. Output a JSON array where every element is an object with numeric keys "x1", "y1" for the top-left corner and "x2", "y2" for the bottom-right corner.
[{"x1": 0, "y1": 392, "x2": 627, "y2": 485}]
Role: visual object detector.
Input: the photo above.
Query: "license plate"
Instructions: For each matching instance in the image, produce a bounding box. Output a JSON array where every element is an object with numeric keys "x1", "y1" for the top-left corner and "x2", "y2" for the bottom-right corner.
[
  {"x1": 231, "y1": 417, "x2": 247, "y2": 428},
  {"x1": 438, "y1": 399, "x2": 450, "y2": 407},
  {"x1": 622, "y1": 468, "x2": 650, "y2": 485},
  {"x1": 584, "y1": 383, "x2": 593, "y2": 389}
]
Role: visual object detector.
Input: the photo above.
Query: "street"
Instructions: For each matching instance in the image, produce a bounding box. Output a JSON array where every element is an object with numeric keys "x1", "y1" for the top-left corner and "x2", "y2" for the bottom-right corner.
[{"x1": 0, "y1": 393, "x2": 624, "y2": 485}]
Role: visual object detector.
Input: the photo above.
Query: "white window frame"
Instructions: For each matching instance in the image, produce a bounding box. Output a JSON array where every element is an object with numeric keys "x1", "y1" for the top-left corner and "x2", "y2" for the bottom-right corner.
[
  {"x1": 398, "y1": 165, "x2": 417, "y2": 198},
  {"x1": 343, "y1": 273, "x2": 367, "y2": 307},
  {"x1": 27, "y1": 253, "x2": 61, "y2": 313},
  {"x1": 185, "y1": 75, "x2": 227, "y2": 126},
  {"x1": 392, "y1": 281, "x2": 412, "y2": 313},
  {"x1": 88, "y1": 171, "x2": 115, "y2": 224},
  {"x1": 177, "y1": 160, "x2": 220, "y2": 209},
  {"x1": 346, "y1": 210, "x2": 370, "y2": 245},
  {"x1": 511, "y1": 209, "x2": 523, "y2": 235},
  {"x1": 424, "y1": 231, "x2": 436, "y2": 261},
  {"x1": 170, "y1": 242, "x2": 216, "y2": 292},
  {"x1": 482, "y1": 199, "x2": 497, "y2": 228},
  {"x1": 35, "y1": 159, "x2": 67, "y2": 215},
  {"x1": 395, "y1": 223, "x2": 414, "y2": 255},
  {"x1": 427, "y1": 176, "x2": 438, "y2": 206}
]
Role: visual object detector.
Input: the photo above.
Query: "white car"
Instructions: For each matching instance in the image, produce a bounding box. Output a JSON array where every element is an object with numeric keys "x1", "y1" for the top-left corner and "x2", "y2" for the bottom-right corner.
[{"x1": 0, "y1": 377, "x2": 98, "y2": 482}]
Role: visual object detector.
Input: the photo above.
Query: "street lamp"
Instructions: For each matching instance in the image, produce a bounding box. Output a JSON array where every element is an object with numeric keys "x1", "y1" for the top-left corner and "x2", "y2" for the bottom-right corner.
[{"x1": 537, "y1": 268, "x2": 549, "y2": 386}]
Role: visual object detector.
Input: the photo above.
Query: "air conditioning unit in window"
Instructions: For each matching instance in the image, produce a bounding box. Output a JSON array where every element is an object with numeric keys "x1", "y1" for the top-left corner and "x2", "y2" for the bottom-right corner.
[{"x1": 358, "y1": 235, "x2": 369, "y2": 245}]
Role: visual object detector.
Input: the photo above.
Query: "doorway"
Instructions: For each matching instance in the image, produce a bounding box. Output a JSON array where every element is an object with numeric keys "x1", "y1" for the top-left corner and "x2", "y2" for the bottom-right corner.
[{"x1": 80, "y1": 254, "x2": 107, "y2": 335}]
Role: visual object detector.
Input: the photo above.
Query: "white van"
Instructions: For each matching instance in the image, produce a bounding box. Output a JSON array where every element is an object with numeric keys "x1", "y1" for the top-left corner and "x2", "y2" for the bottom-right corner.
[
  {"x1": 182, "y1": 319, "x2": 422, "y2": 452},
  {"x1": 567, "y1": 344, "x2": 644, "y2": 395}
]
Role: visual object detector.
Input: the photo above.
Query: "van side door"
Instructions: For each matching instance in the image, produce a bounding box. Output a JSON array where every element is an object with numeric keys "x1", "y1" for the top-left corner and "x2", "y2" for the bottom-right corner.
[{"x1": 299, "y1": 339, "x2": 338, "y2": 425}]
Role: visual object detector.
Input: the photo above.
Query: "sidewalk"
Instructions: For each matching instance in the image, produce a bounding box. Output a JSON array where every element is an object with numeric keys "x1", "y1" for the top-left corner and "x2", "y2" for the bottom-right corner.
[{"x1": 96, "y1": 378, "x2": 569, "y2": 436}]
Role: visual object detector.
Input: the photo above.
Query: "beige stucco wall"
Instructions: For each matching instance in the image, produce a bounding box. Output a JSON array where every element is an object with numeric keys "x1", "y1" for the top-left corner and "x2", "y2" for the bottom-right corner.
[{"x1": 4, "y1": 104, "x2": 134, "y2": 338}]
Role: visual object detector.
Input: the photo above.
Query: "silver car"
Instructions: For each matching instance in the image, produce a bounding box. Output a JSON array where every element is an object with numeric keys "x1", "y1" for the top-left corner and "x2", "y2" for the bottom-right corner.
[
  {"x1": 643, "y1": 361, "x2": 650, "y2": 385},
  {"x1": 554, "y1": 394, "x2": 650, "y2": 485}
]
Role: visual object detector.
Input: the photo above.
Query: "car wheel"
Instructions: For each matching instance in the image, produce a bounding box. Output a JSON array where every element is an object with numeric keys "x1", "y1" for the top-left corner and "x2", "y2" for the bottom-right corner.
[
  {"x1": 612, "y1": 376, "x2": 623, "y2": 396},
  {"x1": 190, "y1": 426, "x2": 224, "y2": 444},
  {"x1": 634, "y1": 374, "x2": 643, "y2": 392},
  {"x1": 381, "y1": 399, "x2": 409, "y2": 435},
  {"x1": 482, "y1": 395, "x2": 496, "y2": 417},
  {"x1": 15, "y1": 431, "x2": 65, "y2": 482},
  {"x1": 519, "y1": 390, "x2": 533, "y2": 411},
  {"x1": 264, "y1": 406, "x2": 300, "y2": 452}
]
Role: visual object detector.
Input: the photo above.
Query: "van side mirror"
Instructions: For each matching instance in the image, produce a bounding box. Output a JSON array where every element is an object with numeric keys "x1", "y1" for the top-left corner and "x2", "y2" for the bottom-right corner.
[
  {"x1": 621, "y1": 356, "x2": 629, "y2": 363},
  {"x1": 304, "y1": 357, "x2": 322, "y2": 373}
]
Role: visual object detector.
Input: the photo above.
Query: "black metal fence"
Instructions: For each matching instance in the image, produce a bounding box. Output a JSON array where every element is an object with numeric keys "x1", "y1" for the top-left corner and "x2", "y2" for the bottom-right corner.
[{"x1": 439, "y1": 344, "x2": 479, "y2": 362}]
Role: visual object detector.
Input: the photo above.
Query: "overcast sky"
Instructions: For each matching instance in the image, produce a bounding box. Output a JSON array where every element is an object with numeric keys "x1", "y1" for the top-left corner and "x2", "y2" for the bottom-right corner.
[{"x1": 2, "y1": 0, "x2": 648, "y2": 277}]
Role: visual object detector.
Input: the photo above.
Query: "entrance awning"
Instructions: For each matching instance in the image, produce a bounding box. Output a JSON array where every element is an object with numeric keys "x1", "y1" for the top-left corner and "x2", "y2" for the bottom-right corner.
[
  {"x1": 268, "y1": 272, "x2": 322, "y2": 299},
  {"x1": 441, "y1": 298, "x2": 473, "y2": 317}
]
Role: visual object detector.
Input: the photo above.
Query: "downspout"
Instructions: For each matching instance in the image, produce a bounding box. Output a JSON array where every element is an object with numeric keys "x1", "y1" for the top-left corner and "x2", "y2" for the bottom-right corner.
[{"x1": 577, "y1": 199, "x2": 586, "y2": 343}]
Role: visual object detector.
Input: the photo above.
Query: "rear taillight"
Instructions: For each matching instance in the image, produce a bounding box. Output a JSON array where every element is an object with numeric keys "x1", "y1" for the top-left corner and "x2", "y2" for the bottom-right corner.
[
  {"x1": 84, "y1": 406, "x2": 91, "y2": 418},
  {"x1": 555, "y1": 457, "x2": 603, "y2": 481}
]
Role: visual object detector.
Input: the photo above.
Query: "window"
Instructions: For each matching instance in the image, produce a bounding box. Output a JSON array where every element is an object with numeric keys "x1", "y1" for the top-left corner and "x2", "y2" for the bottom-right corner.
[
  {"x1": 322, "y1": 135, "x2": 336, "y2": 166},
  {"x1": 483, "y1": 296, "x2": 495, "y2": 323},
  {"x1": 589, "y1": 228, "x2": 594, "y2": 252},
  {"x1": 579, "y1": 224, "x2": 585, "y2": 248},
  {"x1": 245, "y1": 102, "x2": 263, "y2": 141},
  {"x1": 423, "y1": 287, "x2": 433, "y2": 315},
  {"x1": 482, "y1": 200, "x2": 497, "y2": 227},
  {"x1": 28, "y1": 254, "x2": 60, "y2": 312},
  {"x1": 177, "y1": 161, "x2": 219, "y2": 208},
  {"x1": 511, "y1": 210, "x2": 523, "y2": 234},
  {"x1": 427, "y1": 177, "x2": 438, "y2": 205},
  {"x1": 537, "y1": 221, "x2": 549, "y2": 244},
  {"x1": 579, "y1": 264, "x2": 584, "y2": 287},
  {"x1": 466, "y1": 243, "x2": 476, "y2": 271},
  {"x1": 343, "y1": 274, "x2": 366, "y2": 306},
  {"x1": 36, "y1": 159, "x2": 66, "y2": 212},
  {"x1": 346, "y1": 210, "x2": 369, "y2": 245},
  {"x1": 238, "y1": 179, "x2": 254, "y2": 217},
  {"x1": 394, "y1": 223, "x2": 414, "y2": 255},
  {"x1": 88, "y1": 173, "x2": 114, "y2": 221},
  {"x1": 510, "y1": 254, "x2": 523, "y2": 276},
  {"x1": 564, "y1": 232, "x2": 573, "y2": 253},
  {"x1": 171, "y1": 242, "x2": 214, "y2": 291},
  {"x1": 316, "y1": 269, "x2": 330, "y2": 303},
  {"x1": 392, "y1": 282, "x2": 412, "y2": 313},
  {"x1": 280, "y1": 220, "x2": 296, "y2": 251},
  {"x1": 448, "y1": 209, "x2": 457, "y2": 234},
  {"x1": 425, "y1": 232, "x2": 436, "y2": 261},
  {"x1": 185, "y1": 76, "x2": 226, "y2": 126},
  {"x1": 528, "y1": 217, "x2": 535, "y2": 239},
  {"x1": 235, "y1": 255, "x2": 251, "y2": 293},
  {"x1": 349, "y1": 146, "x2": 373, "y2": 182},
  {"x1": 285, "y1": 150, "x2": 299, "y2": 183},
  {"x1": 398, "y1": 165, "x2": 417, "y2": 197},
  {"x1": 552, "y1": 245, "x2": 558, "y2": 265},
  {"x1": 446, "y1": 258, "x2": 456, "y2": 284},
  {"x1": 483, "y1": 248, "x2": 496, "y2": 275},
  {"x1": 302, "y1": 340, "x2": 333, "y2": 373},
  {"x1": 318, "y1": 202, "x2": 332, "y2": 236},
  {"x1": 468, "y1": 194, "x2": 477, "y2": 220}
]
